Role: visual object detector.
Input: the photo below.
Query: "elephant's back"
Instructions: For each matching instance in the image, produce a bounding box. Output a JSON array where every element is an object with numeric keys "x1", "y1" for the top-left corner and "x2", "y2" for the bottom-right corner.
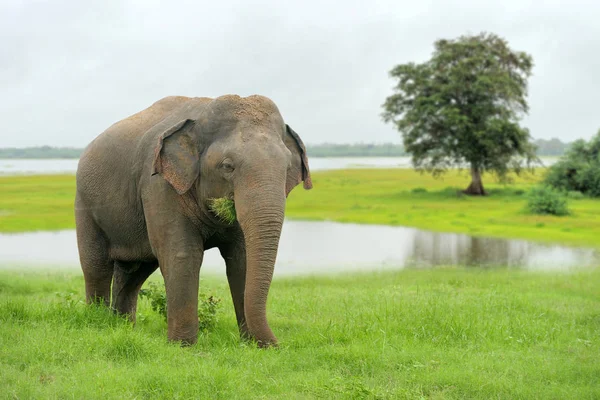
[
  {"x1": 97, "y1": 96, "x2": 193, "y2": 144},
  {"x1": 78, "y1": 96, "x2": 193, "y2": 173},
  {"x1": 75, "y1": 96, "x2": 196, "y2": 209}
]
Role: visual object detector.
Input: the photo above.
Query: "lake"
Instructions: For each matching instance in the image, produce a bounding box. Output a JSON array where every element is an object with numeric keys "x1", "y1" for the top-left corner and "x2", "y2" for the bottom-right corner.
[
  {"x1": 1, "y1": 220, "x2": 597, "y2": 275},
  {"x1": 0, "y1": 156, "x2": 559, "y2": 175},
  {"x1": 0, "y1": 157, "x2": 413, "y2": 175}
]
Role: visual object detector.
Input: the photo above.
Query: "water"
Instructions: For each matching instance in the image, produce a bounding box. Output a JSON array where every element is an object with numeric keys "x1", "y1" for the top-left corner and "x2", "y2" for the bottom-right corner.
[
  {"x1": 0, "y1": 157, "x2": 413, "y2": 175},
  {"x1": 1, "y1": 221, "x2": 597, "y2": 275},
  {"x1": 0, "y1": 159, "x2": 81, "y2": 175},
  {"x1": 0, "y1": 156, "x2": 559, "y2": 176}
]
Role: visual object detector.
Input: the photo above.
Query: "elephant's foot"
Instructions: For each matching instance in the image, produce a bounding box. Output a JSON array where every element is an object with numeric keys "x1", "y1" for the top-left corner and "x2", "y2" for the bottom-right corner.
[
  {"x1": 167, "y1": 314, "x2": 199, "y2": 346},
  {"x1": 256, "y1": 339, "x2": 278, "y2": 349},
  {"x1": 251, "y1": 332, "x2": 278, "y2": 348},
  {"x1": 168, "y1": 334, "x2": 198, "y2": 347},
  {"x1": 238, "y1": 328, "x2": 277, "y2": 348}
]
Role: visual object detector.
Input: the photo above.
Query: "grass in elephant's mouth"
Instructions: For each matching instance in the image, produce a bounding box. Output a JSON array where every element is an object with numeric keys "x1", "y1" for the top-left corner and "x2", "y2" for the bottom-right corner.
[
  {"x1": 1, "y1": 268, "x2": 599, "y2": 399},
  {"x1": 208, "y1": 197, "x2": 236, "y2": 224}
]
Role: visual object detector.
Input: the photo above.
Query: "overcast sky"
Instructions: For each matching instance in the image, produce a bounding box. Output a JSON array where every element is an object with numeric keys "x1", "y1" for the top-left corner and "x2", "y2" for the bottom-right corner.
[{"x1": 1, "y1": 0, "x2": 598, "y2": 147}]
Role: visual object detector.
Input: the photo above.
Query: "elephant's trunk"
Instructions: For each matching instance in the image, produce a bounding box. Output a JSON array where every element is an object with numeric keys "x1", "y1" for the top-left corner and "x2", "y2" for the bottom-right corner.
[{"x1": 234, "y1": 173, "x2": 286, "y2": 347}]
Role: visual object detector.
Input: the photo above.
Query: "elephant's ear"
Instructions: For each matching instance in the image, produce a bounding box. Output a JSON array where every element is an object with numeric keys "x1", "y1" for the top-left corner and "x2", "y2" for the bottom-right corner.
[
  {"x1": 151, "y1": 119, "x2": 200, "y2": 195},
  {"x1": 283, "y1": 124, "x2": 312, "y2": 196}
]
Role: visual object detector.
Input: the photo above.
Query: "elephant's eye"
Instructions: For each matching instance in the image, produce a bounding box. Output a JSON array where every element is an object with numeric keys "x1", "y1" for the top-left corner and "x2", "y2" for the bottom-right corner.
[{"x1": 220, "y1": 159, "x2": 235, "y2": 173}]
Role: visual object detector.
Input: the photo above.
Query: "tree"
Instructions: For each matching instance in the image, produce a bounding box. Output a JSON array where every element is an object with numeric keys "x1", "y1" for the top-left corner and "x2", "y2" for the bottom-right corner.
[
  {"x1": 544, "y1": 129, "x2": 600, "y2": 197},
  {"x1": 382, "y1": 32, "x2": 539, "y2": 195}
]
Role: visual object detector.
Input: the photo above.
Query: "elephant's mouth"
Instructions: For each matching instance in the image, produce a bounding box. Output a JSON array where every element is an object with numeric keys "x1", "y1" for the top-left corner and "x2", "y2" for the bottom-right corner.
[{"x1": 208, "y1": 197, "x2": 236, "y2": 224}]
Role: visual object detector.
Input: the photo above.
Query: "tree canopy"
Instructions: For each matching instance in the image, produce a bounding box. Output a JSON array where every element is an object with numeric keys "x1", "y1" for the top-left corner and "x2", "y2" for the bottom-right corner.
[
  {"x1": 382, "y1": 32, "x2": 539, "y2": 195},
  {"x1": 545, "y1": 129, "x2": 600, "y2": 197}
]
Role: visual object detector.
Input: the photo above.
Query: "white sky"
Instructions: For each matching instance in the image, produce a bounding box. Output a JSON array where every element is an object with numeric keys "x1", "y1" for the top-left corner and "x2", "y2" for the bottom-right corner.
[{"x1": 1, "y1": 0, "x2": 598, "y2": 147}]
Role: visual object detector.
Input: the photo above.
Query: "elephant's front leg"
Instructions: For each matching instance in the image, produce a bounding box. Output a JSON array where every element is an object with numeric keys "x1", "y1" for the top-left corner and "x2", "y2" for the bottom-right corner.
[
  {"x1": 147, "y1": 213, "x2": 205, "y2": 345},
  {"x1": 160, "y1": 247, "x2": 204, "y2": 345},
  {"x1": 219, "y1": 230, "x2": 249, "y2": 340}
]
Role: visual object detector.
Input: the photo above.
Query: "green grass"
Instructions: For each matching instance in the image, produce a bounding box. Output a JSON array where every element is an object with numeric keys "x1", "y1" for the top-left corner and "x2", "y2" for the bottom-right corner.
[
  {"x1": 285, "y1": 168, "x2": 600, "y2": 247},
  {"x1": 0, "y1": 175, "x2": 75, "y2": 232},
  {"x1": 4, "y1": 169, "x2": 600, "y2": 247},
  {"x1": 1, "y1": 268, "x2": 598, "y2": 399},
  {"x1": 208, "y1": 197, "x2": 237, "y2": 224}
]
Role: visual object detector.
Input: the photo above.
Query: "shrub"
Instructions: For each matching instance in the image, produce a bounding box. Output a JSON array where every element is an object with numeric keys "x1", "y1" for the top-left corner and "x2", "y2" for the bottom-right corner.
[
  {"x1": 526, "y1": 186, "x2": 569, "y2": 216},
  {"x1": 567, "y1": 191, "x2": 585, "y2": 200},
  {"x1": 544, "y1": 130, "x2": 600, "y2": 197},
  {"x1": 138, "y1": 282, "x2": 167, "y2": 318},
  {"x1": 575, "y1": 167, "x2": 600, "y2": 197},
  {"x1": 411, "y1": 187, "x2": 428, "y2": 194},
  {"x1": 440, "y1": 186, "x2": 465, "y2": 198},
  {"x1": 198, "y1": 295, "x2": 221, "y2": 332},
  {"x1": 139, "y1": 282, "x2": 221, "y2": 332}
]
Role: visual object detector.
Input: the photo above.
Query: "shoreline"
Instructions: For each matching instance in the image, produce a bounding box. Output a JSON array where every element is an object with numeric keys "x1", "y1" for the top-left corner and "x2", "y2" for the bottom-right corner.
[{"x1": 3, "y1": 169, "x2": 600, "y2": 248}]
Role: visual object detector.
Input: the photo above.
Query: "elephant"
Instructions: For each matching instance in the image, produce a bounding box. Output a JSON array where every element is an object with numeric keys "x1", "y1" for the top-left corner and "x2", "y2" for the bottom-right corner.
[{"x1": 75, "y1": 94, "x2": 312, "y2": 347}]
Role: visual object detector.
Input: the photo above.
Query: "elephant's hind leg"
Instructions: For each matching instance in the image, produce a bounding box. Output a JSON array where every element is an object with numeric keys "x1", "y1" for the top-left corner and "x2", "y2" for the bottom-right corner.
[
  {"x1": 112, "y1": 261, "x2": 159, "y2": 321},
  {"x1": 76, "y1": 208, "x2": 114, "y2": 307}
]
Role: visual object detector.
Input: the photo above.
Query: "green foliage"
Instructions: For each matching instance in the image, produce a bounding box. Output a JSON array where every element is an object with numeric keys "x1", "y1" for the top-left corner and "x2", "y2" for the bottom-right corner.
[
  {"x1": 567, "y1": 191, "x2": 585, "y2": 200},
  {"x1": 411, "y1": 187, "x2": 428, "y2": 193},
  {"x1": 382, "y1": 32, "x2": 539, "y2": 190},
  {"x1": 198, "y1": 294, "x2": 221, "y2": 332},
  {"x1": 526, "y1": 186, "x2": 570, "y2": 216},
  {"x1": 138, "y1": 281, "x2": 221, "y2": 333},
  {"x1": 138, "y1": 282, "x2": 167, "y2": 319},
  {"x1": 1, "y1": 270, "x2": 600, "y2": 398},
  {"x1": 208, "y1": 197, "x2": 237, "y2": 224},
  {"x1": 545, "y1": 130, "x2": 600, "y2": 197}
]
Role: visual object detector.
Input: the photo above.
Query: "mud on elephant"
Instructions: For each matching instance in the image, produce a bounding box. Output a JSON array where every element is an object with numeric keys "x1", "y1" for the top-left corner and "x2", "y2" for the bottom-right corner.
[{"x1": 75, "y1": 94, "x2": 312, "y2": 347}]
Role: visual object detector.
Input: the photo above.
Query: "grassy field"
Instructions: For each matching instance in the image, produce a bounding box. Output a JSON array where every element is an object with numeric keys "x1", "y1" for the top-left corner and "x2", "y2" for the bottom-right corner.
[
  {"x1": 0, "y1": 175, "x2": 75, "y2": 232},
  {"x1": 3, "y1": 170, "x2": 600, "y2": 247},
  {"x1": 1, "y1": 268, "x2": 599, "y2": 399}
]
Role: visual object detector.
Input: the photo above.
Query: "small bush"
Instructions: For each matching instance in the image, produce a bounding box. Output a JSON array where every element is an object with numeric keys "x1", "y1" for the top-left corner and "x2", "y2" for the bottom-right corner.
[
  {"x1": 544, "y1": 131, "x2": 600, "y2": 197},
  {"x1": 526, "y1": 186, "x2": 569, "y2": 216},
  {"x1": 567, "y1": 191, "x2": 585, "y2": 200},
  {"x1": 138, "y1": 282, "x2": 167, "y2": 319},
  {"x1": 440, "y1": 187, "x2": 465, "y2": 198},
  {"x1": 198, "y1": 295, "x2": 221, "y2": 332},
  {"x1": 411, "y1": 187, "x2": 428, "y2": 194},
  {"x1": 513, "y1": 189, "x2": 526, "y2": 196},
  {"x1": 139, "y1": 282, "x2": 221, "y2": 332}
]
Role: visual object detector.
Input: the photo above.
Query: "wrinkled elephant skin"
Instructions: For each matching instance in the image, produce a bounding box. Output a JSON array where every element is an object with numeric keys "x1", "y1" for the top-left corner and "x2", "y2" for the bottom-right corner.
[{"x1": 75, "y1": 95, "x2": 312, "y2": 347}]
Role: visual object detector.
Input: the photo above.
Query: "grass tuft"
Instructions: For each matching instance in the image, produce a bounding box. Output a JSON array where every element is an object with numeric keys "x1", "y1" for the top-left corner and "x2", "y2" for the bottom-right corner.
[{"x1": 208, "y1": 197, "x2": 237, "y2": 224}]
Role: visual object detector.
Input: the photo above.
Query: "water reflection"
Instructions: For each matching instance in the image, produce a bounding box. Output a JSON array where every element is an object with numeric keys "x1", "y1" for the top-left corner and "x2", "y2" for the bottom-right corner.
[{"x1": 0, "y1": 221, "x2": 597, "y2": 275}]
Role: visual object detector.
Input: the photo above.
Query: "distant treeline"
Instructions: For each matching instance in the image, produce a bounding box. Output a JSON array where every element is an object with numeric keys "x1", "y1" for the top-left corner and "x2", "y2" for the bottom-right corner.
[
  {"x1": 0, "y1": 138, "x2": 573, "y2": 159},
  {"x1": 0, "y1": 146, "x2": 82, "y2": 159},
  {"x1": 307, "y1": 143, "x2": 407, "y2": 157},
  {"x1": 533, "y1": 138, "x2": 571, "y2": 156}
]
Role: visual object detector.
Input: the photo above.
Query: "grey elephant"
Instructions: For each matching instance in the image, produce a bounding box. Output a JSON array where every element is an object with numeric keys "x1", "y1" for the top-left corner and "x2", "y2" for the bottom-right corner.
[{"x1": 75, "y1": 95, "x2": 312, "y2": 347}]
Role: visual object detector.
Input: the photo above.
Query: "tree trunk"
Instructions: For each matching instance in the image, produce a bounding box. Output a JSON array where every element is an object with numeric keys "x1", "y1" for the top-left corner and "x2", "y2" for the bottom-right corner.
[{"x1": 463, "y1": 167, "x2": 487, "y2": 195}]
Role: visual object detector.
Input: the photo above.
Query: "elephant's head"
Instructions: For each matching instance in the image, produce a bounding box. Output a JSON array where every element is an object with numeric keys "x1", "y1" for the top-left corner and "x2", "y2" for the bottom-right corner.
[{"x1": 150, "y1": 94, "x2": 312, "y2": 346}]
